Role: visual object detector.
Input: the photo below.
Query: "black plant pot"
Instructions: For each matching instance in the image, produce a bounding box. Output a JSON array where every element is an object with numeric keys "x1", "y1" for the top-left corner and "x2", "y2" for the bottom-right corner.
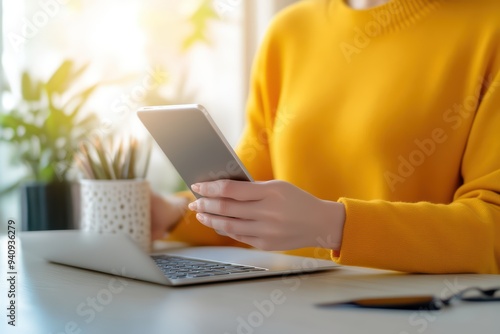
[{"x1": 21, "y1": 181, "x2": 78, "y2": 231}]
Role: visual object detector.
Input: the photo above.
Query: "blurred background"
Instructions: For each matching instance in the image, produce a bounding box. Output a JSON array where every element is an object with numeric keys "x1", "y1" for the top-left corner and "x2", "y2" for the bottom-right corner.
[{"x1": 0, "y1": 0, "x2": 298, "y2": 231}]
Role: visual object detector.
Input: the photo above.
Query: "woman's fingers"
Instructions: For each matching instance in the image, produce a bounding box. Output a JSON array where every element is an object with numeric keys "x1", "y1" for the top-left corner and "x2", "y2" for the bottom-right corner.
[
  {"x1": 188, "y1": 179, "x2": 345, "y2": 251},
  {"x1": 191, "y1": 180, "x2": 266, "y2": 201},
  {"x1": 195, "y1": 213, "x2": 259, "y2": 237},
  {"x1": 189, "y1": 197, "x2": 260, "y2": 220}
]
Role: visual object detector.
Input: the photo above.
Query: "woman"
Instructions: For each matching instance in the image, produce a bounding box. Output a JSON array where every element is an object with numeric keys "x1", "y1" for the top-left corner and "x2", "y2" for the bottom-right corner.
[{"x1": 151, "y1": 0, "x2": 500, "y2": 274}]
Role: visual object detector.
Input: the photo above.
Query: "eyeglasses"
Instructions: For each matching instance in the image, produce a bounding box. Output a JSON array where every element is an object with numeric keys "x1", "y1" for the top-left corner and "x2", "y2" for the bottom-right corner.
[{"x1": 317, "y1": 286, "x2": 500, "y2": 310}]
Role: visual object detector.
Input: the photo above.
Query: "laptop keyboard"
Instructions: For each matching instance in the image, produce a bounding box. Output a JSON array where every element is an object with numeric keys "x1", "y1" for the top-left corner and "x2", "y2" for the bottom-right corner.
[{"x1": 151, "y1": 255, "x2": 267, "y2": 280}]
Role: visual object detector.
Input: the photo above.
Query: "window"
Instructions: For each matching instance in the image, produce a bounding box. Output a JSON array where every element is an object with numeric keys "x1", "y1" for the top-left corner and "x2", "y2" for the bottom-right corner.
[{"x1": 0, "y1": 0, "x2": 297, "y2": 225}]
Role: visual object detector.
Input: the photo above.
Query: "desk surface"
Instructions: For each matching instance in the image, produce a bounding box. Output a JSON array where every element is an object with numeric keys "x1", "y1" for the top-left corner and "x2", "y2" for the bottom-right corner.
[{"x1": 2, "y1": 233, "x2": 500, "y2": 334}]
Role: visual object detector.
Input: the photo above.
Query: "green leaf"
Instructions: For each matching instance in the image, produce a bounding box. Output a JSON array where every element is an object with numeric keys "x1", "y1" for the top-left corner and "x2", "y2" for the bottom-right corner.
[
  {"x1": 121, "y1": 150, "x2": 130, "y2": 179},
  {"x1": 81, "y1": 142, "x2": 106, "y2": 180},
  {"x1": 182, "y1": 0, "x2": 219, "y2": 50},
  {"x1": 127, "y1": 138, "x2": 137, "y2": 179},
  {"x1": 21, "y1": 71, "x2": 43, "y2": 101},
  {"x1": 112, "y1": 139, "x2": 124, "y2": 178},
  {"x1": 38, "y1": 163, "x2": 56, "y2": 182},
  {"x1": 43, "y1": 106, "x2": 71, "y2": 143},
  {"x1": 45, "y1": 60, "x2": 74, "y2": 96},
  {"x1": 141, "y1": 139, "x2": 152, "y2": 178},
  {"x1": 66, "y1": 84, "x2": 100, "y2": 120},
  {"x1": 0, "y1": 113, "x2": 20, "y2": 129},
  {"x1": 0, "y1": 113, "x2": 43, "y2": 142},
  {"x1": 93, "y1": 136, "x2": 114, "y2": 179},
  {"x1": 45, "y1": 61, "x2": 90, "y2": 97},
  {"x1": 70, "y1": 62, "x2": 90, "y2": 85}
]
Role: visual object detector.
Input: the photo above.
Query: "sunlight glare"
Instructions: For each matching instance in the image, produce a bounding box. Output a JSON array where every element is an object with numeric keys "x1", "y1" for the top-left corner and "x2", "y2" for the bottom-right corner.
[{"x1": 82, "y1": 1, "x2": 145, "y2": 73}]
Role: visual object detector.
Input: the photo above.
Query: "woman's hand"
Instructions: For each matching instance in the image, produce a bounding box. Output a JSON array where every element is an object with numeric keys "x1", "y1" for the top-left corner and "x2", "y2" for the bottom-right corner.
[
  {"x1": 187, "y1": 180, "x2": 345, "y2": 251},
  {"x1": 150, "y1": 192, "x2": 189, "y2": 240}
]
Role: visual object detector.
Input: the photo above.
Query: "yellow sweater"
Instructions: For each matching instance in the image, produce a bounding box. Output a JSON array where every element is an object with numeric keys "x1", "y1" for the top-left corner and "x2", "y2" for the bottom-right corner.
[{"x1": 168, "y1": 0, "x2": 500, "y2": 274}]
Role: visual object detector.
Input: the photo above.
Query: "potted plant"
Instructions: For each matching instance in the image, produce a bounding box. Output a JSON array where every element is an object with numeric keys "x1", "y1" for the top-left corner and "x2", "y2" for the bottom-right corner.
[
  {"x1": 75, "y1": 134, "x2": 152, "y2": 252},
  {"x1": 0, "y1": 60, "x2": 100, "y2": 231}
]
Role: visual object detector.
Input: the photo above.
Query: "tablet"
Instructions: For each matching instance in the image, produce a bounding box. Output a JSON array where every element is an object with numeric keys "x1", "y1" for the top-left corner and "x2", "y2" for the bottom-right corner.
[{"x1": 137, "y1": 104, "x2": 253, "y2": 198}]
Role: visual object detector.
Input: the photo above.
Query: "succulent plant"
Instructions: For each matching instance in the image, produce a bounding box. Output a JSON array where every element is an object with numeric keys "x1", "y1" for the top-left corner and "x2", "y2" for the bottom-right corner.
[{"x1": 75, "y1": 135, "x2": 152, "y2": 180}]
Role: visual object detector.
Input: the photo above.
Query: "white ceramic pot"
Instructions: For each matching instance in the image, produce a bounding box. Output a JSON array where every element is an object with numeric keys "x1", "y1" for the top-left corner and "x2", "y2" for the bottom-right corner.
[{"x1": 80, "y1": 179, "x2": 151, "y2": 252}]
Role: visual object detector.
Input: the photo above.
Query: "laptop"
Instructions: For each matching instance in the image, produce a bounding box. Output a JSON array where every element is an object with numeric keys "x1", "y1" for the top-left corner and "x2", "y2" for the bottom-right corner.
[{"x1": 23, "y1": 230, "x2": 340, "y2": 286}]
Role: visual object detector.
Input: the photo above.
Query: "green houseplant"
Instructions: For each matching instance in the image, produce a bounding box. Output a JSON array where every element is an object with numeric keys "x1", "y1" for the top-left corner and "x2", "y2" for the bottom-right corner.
[{"x1": 0, "y1": 60, "x2": 100, "y2": 230}]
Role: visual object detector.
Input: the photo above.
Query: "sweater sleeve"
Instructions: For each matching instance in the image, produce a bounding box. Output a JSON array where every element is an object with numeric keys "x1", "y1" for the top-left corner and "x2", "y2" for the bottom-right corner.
[{"x1": 335, "y1": 72, "x2": 500, "y2": 274}]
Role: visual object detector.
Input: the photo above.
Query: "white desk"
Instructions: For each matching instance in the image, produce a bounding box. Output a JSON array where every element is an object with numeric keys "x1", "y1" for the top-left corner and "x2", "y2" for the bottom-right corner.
[{"x1": 2, "y1": 232, "x2": 500, "y2": 334}]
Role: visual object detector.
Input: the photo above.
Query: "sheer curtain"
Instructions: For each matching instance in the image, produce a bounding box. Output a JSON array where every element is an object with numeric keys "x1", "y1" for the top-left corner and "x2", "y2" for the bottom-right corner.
[{"x1": 242, "y1": 0, "x2": 299, "y2": 102}]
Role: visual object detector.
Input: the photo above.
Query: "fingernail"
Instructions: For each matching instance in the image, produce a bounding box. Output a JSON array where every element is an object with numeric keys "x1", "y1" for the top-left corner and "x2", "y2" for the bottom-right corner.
[
  {"x1": 196, "y1": 213, "x2": 205, "y2": 223},
  {"x1": 191, "y1": 183, "x2": 200, "y2": 193},
  {"x1": 188, "y1": 201, "x2": 197, "y2": 211}
]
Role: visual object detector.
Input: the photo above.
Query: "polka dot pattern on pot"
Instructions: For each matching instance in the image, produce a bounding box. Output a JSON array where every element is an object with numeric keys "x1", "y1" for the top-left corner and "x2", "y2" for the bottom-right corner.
[{"x1": 80, "y1": 179, "x2": 151, "y2": 252}]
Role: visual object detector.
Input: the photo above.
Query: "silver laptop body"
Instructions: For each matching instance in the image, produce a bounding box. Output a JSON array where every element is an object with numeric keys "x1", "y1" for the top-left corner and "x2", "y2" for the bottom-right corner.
[{"x1": 23, "y1": 231, "x2": 340, "y2": 286}]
